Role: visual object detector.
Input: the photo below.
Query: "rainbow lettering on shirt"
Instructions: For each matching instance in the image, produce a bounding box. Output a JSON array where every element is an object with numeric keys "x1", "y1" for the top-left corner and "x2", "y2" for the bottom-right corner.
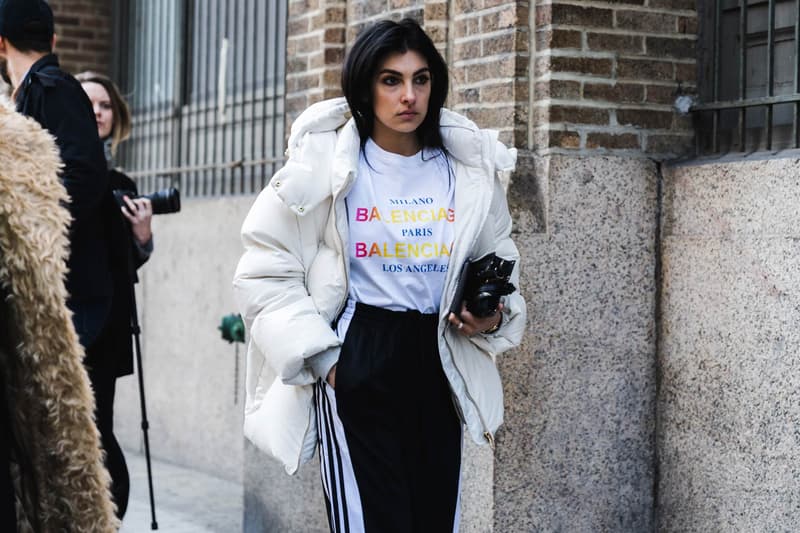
[
  {"x1": 354, "y1": 206, "x2": 455, "y2": 224},
  {"x1": 354, "y1": 241, "x2": 452, "y2": 259}
]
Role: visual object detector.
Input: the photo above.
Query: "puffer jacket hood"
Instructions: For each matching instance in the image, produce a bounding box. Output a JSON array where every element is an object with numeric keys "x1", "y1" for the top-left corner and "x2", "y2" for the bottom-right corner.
[
  {"x1": 286, "y1": 97, "x2": 517, "y2": 178},
  {"x1": 0, "y1": 98, "x2": 119, "y2": 532}
]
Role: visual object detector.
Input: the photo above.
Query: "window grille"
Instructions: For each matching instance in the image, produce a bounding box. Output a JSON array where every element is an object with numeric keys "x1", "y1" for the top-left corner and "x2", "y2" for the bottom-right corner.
[
  {"x1": 112, "y1": 0, "x2": 287, "y2": 196},
  {"x1": 694, "y1": 0, "x2": 800, "y2": 155}
]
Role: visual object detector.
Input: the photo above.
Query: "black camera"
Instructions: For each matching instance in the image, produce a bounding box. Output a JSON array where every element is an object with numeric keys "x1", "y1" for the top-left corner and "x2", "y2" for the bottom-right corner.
[
  {"x1": 450, "y1": 253, "x2": 516, "y2": 318},
  {"x1": 113, "y1": 187, "x2": 181, "y2": 215}
]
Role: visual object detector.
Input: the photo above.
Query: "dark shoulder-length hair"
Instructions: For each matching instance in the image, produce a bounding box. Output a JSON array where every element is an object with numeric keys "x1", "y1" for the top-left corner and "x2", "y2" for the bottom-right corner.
[
  {"x1": 75, "y1": 71, "x2": 132, "y2": 156},
  {"x1": 341, "y1": 18, "x2": 449, "y2": 151}
]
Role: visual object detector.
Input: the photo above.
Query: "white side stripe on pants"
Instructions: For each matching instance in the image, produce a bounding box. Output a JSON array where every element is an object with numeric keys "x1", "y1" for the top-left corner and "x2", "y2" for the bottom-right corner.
[{"x1": 316, "y1": 381, "x2": 365, "y2": 533}]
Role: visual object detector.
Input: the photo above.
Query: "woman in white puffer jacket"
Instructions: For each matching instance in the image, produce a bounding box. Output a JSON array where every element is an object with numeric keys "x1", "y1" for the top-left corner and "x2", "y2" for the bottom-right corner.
[{"x1": 234, "y1": 18, "x2": 526, "y2": 533}]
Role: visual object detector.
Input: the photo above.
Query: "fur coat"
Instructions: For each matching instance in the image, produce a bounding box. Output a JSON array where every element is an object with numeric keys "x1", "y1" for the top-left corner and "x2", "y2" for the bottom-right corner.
[{"x1": 0, "y1": 99, "x2": 119, "y2": 531}]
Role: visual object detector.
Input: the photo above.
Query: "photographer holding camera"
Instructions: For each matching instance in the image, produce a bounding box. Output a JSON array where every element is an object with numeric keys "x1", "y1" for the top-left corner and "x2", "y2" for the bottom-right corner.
[{"x1": 76, "y1": 70, "x2": 152, "y2": 520}]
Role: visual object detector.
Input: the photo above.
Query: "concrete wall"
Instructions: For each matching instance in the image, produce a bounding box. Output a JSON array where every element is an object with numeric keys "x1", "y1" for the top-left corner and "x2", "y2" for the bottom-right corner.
[
  {"x1": 495, "y1": 154, "x2": 658, "y2": 531},
  {"x1": 114, "y1": 196, "x2": 255, "y2": 483},
  {"x1": 658, "y1": 156, "x2": 800, "y2": 531}
]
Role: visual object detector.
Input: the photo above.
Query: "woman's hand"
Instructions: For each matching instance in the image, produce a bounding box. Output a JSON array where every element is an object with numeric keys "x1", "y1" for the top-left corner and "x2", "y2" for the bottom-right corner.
[
  {"x1": 448, "y1": 302, "x2": 503, "y2": 337},
  {"x1": 326, "y1": 364, "x2": 337, "y2": 388},
  {"x1": 121, "y1": 195, "x2": 153, "y2": 246}
]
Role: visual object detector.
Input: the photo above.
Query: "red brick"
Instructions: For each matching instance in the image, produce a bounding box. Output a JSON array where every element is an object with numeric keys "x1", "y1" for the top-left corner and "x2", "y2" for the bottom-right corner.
[
  {"x1": 457, "y1": 87, "x2": 481, "y2": 104},
  {"x1": 482, "y1": 5, "x2": 518, "y2": 30},
  {"x1": 454, "y1": 17, "x2": 480, "y2": 39},
  {"x1": 322, "y1": 67, "x2": 340, "y2": 87},
  {"x1": 481, "y1": 84, "x2": 515, "y2": 103},
  {"x1": 289, "y1": 56, "x2": 309, "y2": 73},
  {"x1": 617, "y1": 109, "x2": 674, "y2": 129},
  {"x1": 455, "y1": 0, "x2": 485, "y2": 11},
  {"x1": 55, "y1": 39, "x2": 79, "y2": 50},
  {"x1": 551, "y1": 56, "x2": 613, "y2": 77},
  {"x1": 645, "y1": 84, "x2": 678, "y2": 105},
  {"x1": 616, "y1": 11, "x2": 678, "y2": 33},
  {"x1": 288, "y1": 17, "x2": 309, "y2": 36},
  {"x1": 537, "y1": 29, "x2": 582, "y2": 50},
  {"x1": 288, "y1": 72, "x2": 321, "y2": 92},
  {"x1": 324, "y1": 46, "x2": 345, "y2": 64},
  {"x1": 484, "y1": 32, "x2": 517, "y2": 55},
  {"x1": 535, "y1": 4, "x2": 552, "y2": 26},
  {"x1": 646, "y1": 37, "x2": 696, "y2": 59},
  {"x1": 549, "y1": 130, "x2": 581, "y2": 148},
  {"x1": 463, "y1": 106, "x2": 516, "y2": 128},
  {"x1": 455, "y1": 40, "x2": 481, "y2": 59},
  {"x1": 549, "y1": 4, "x2": 614, "y2": 28},
  {"x1": 584, "y1": 82, "x2": 644, "y2": 103},
  {"x1": 536, "y1": 79, "x2": 581, "y2": 100},
  {"x1": 466, "y1": 56, "x2": 516, "y2": 82},
  {"x1": 675, "y1": 63, "x2": 697, "y2": 82},
  {"x1": 617, "y1": 58, "x2": 674, "y2": 82},
  {"x1": 550, "y1": 105, "x2": 610, "y2": 125},
  {"x1": 587, "y1": 32, "x2": 643, "y2": 54},
  {"x1": 291, "y1": 34, "x2": 322, "y2": 54},
  {"x1": 326, "y1": 7, "x2": 347, "y2": 24},
  {"x1": 424, "y1": 2, "x2": 448, "y2": 20},
  {"x1": 324, "y1": 28, "x2": 345, "y2": 44},
  {"x1": 586, "y1": 132, "x2": 641, "y2": 149}
]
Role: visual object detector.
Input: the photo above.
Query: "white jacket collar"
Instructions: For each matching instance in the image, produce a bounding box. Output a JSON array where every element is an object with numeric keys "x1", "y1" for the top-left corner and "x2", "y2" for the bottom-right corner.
[{"x1": 287, "y1": 97, "x2": 515, "y2": 173}]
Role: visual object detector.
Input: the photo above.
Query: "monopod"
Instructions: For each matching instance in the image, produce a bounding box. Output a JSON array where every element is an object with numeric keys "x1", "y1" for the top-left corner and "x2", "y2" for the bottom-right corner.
[{"x1": 128, "y1": 280, "x2": 158, "y2": 530}]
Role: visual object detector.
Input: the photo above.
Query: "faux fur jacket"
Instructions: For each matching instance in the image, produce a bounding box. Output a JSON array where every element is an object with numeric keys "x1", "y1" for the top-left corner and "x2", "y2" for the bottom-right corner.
[{"x1": 0, "y1": 99, "x2": 119, "y2": 531}]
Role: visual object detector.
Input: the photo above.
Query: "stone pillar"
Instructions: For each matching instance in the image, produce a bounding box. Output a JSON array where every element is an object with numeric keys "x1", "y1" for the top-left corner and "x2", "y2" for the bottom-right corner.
[
  {"x1": 496, "y1": 153, "x2": 658, "y2": 531},
  {"x1": 658, "y1": 159, "x2": 800, "y2": 531}
]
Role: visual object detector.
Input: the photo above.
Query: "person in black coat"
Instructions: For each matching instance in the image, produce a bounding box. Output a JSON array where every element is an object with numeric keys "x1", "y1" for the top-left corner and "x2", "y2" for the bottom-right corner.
[
  {"x1": 1, "y1": 2, "x2": 153, "y2": 520},
  {"x1": 1, "y1": 0, "x2": 113, "y2": 349},
  {"x1": 78, "y1": 70, "x2": 154, "y2": 520}
]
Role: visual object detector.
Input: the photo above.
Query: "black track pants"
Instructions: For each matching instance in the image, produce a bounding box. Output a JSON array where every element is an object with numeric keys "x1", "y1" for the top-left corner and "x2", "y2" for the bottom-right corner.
[{"x1": 315, "y1": 302, "x2": 462, "y2": 533}]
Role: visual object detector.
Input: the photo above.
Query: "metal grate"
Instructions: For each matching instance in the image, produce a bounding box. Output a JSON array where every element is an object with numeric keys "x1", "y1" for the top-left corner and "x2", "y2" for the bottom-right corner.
[
  {"x1": 112, "y1": 0, "x2": 287, "y2": 197},
  {"x1": 694, "y1": 0, "x2": 800, "y2": 154}
]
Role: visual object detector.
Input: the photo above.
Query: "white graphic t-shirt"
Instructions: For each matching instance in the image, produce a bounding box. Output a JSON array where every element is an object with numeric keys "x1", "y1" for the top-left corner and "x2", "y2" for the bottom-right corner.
[{"x1": 345, "y1": 138, "x2": 455, "y2": 314}]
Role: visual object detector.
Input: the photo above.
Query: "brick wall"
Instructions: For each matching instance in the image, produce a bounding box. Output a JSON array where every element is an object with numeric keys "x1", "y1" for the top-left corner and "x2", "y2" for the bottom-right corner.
[
  {"x1": 534, "y1": 0, "x2": 697, "y2": 158},
  {"x1": 346, "y1": 1, "x2": 424, "y2": 43},
  {"x1": 49, "y1": 0, "x2": 112, "y2": 75},
  {"x1": 285, "y1": 1, "x2": 347, "y2": 126},
  {"x1": 285, "y1": 0, "x2": 698, "y2": 159},
  {"x1": 449, "y1": 1, "x2": 529, "y2": 146}
]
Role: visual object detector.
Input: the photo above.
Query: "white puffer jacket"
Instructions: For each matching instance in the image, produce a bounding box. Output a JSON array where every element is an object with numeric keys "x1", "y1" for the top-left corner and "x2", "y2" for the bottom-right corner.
[{"x1": 233, "y1": 98, "x2": 526, "y2": 474}]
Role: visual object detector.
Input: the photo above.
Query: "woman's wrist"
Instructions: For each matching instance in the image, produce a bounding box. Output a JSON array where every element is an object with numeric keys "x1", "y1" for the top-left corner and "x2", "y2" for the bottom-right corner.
[{"x1": 482, "y1": 313, "x2": 502, "y2": 334}]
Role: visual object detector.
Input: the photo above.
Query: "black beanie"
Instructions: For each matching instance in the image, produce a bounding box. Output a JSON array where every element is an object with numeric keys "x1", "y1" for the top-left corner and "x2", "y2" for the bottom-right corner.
[{"x1": 0, "y1": 0, "x2": 54, "y2": 41}]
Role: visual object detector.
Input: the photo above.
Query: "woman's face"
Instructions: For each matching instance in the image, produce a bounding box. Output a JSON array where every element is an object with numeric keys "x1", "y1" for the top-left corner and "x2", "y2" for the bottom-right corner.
[
  {"x1": 371, "y1": 50, "x2": 431, "y2": 146},
  {"x1": 81, "y1": 81, "x2": 113, "y2": 140}
]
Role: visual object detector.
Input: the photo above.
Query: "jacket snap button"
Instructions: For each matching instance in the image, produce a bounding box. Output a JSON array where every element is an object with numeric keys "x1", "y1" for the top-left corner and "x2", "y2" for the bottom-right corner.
[
  {"x1": 298, "y1": 206, "x2": 305, "y2": 213},
  {"x1": 274, "y1": 180, "x2": 281, "y2": 188}
]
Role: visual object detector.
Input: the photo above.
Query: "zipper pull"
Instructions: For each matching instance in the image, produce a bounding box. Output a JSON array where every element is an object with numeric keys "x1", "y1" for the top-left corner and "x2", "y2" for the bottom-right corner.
[{"x1": 484, "y1": 431, "x2": 495, "y2": 450}]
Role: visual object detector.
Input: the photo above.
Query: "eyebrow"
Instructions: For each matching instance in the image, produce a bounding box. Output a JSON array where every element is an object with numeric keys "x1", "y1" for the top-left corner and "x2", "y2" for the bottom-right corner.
[{"x1": 378, "y1": 67, "x2": 431, "y2": 77}]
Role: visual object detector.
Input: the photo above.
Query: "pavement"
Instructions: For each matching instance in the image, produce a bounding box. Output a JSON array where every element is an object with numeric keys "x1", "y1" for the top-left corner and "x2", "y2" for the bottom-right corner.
[{"x1": 120, "y1": 450, "x2": 243, "y2": 533}]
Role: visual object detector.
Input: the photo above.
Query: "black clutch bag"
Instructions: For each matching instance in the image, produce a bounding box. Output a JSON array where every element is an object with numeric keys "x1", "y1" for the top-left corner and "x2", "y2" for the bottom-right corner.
[{"x1": 449, "y1": 252, "x2": 516, "y2": 318}]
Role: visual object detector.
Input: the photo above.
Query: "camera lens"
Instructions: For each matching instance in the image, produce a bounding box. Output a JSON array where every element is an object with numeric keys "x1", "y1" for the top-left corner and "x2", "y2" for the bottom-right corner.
[
  {"x1": 145, "y1": 188, "x2": 181, "y2": 215},
  {"x1": 467, "y1": 292, "x2": 500, "y2": 318}
]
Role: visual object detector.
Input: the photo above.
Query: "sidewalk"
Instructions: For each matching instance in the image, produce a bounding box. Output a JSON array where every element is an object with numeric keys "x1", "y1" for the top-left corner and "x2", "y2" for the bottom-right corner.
[{"x1": 120, "y1": 450, "x2": 243, "y2": 533}]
